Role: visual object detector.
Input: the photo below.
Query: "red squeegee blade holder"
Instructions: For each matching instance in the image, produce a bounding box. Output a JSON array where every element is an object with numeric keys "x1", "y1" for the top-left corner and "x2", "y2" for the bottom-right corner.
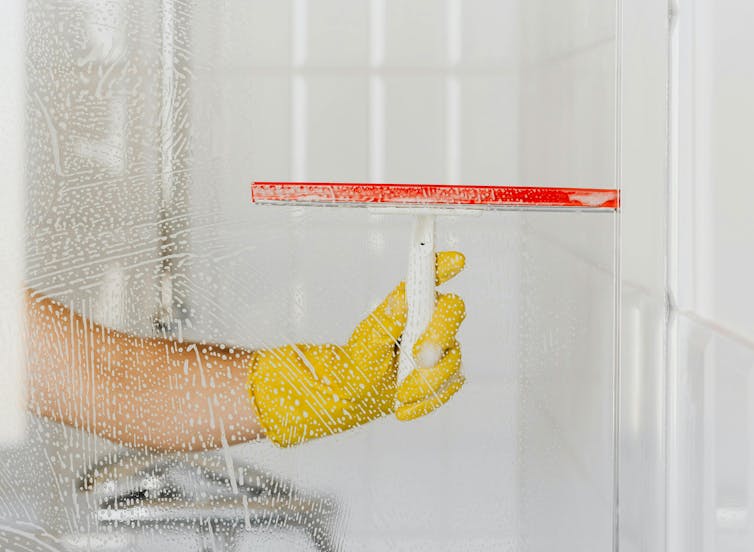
[{"x1": 251, "y1": 182, "x2": 619, "y2": 210}]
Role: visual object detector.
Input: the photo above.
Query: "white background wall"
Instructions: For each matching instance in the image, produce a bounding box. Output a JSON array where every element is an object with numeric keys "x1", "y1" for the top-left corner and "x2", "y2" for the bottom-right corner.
[
  {"x1": 673, "y1": 0, "x2": 754, "y2": 338},
  {"x1": 619, "y1": 0, "x2": 669, "y2": 549},
  {"x1": 0, "y1": 0, "x2": 27, "y2": 444},
  {"x1": 669, "y1": 0, "x2": 754, "y2": 550}
]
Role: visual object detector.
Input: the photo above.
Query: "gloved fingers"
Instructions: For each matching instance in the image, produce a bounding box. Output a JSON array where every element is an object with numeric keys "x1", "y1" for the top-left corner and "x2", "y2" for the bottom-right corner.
[
  {"x1": 411, "y1": 293, "x2": 466, "y2": 366},
  {"x1": 346, "y1": 250, "x2": 464, "y2": 352},
  {"x1": 395, "y1": 372, "x2": 465, "y2": 421},
  {"x1": 396, "y1": 342, "x2": 461, "y2": 404},
  {"x1": 435, "y1": 251, "x2": 465, "y2": 286}
]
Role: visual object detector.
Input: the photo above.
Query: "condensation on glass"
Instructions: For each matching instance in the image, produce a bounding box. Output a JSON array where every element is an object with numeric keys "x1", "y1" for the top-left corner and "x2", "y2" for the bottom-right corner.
[{"x1": 1, "y1": 0, "x2": 619, "y2": 550}]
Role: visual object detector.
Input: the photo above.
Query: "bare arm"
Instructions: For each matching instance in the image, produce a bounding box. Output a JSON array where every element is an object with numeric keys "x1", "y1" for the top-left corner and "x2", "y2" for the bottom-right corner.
[{"x1": 25, "y1": 289, "x2": 264, "y2": 452}]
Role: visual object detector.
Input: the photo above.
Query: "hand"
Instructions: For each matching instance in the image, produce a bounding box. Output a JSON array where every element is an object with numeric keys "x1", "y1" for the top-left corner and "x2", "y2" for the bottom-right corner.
[{"x1": 248, "y1": 251, "x2": 467, "y2": 447}]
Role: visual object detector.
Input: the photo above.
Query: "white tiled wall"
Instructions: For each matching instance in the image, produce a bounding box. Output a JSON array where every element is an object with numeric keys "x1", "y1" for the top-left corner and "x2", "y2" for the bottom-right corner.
[
  {"x1": 668, "y1": 1, "x2": 754, "y2": 550},
  {"x1": 202, "y1": 0, "x2": 527, "y2": 209},
  {"x1": 460, "y1": 0, "x2": 519, "y2": 67},
  {"x1": 219, "y1": 0, "x2": 292, "y2": 67},
  {"x1": 673, "y1": 0, "x2": 754, "y2": 340},
  {"x1": 306, "y1": 76, "x2": 370, "y2": 180},
  {"x1": 517, "y1": 0, "x2": 615, "y2": 189},
  {"x1": 382, "y1": 75, "x2": 447, "y2": 182},
  {"x1": 669, "y1": 315, "x2": 754, "y2": 552},
  {"x1": 0, "y1": 0, "x2": 25, "y2": 444},
  {"x1": 459, "y1": 75, "x2": 519, "y2": 184},
  {"x1": 382, "y1": 0, "x2": 447, "y2": 67},
  {"x1": 305, "y1": 0, "x2": 370, "y2": 66}
]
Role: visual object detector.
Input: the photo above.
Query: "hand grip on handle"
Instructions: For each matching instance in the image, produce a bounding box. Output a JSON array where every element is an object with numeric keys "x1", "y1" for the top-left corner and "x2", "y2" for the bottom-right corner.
[{"x1": 397, "y1": 215, "x2": 436, "y2": 384}]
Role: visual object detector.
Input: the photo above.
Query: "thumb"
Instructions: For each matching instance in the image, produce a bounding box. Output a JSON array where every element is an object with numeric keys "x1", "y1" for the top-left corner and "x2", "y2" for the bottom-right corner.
[{"x1": 346, "y1": 250, "x2": 466, "y2": 352}]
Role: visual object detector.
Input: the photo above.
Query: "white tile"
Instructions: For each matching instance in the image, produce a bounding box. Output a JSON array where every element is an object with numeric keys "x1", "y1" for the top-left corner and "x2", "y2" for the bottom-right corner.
[
  {"x1": 460, "y1": 0, "x2": 520, "y2": 67},
  {"x1": 213, "y1": 75, "x2": 292, "y2": 216},
  {"x1": 0, "y1": 0, "x2": 24, "y2": 445},
  {"x1": 305, "y1": 76, "x2": 370, "y2": 181},
  {"x1": 619, "y1": 292, "x2": 666, "y2": 552},
  {"x1": 383, "y1": 0, "x2": 446, "y2": 66},
  {"x1": 459, "y1": 76, "x2": 519, "y2": 184},
  {"x1": 383, "y1": 76, "x2": 446, "y2": 182},
  {"x1": 519, "y1": 0, "x2": 615, "y2": 65},
  {"x1": 517, "y1": 42, "x2": 615, "y2": 189},
  {"x1": 619, "y1": 0, "x2": 667, "y2": 299},
  {"x1": 221, "y1": 0, "x2": 292, "y2": 67},
  {"x1": 670, "y1": 315, "x2": 754, "y2": 552},
  {"x1": 677, "y1": 0, "x2": 754, "y2": 342},
  {"x1": 305, "y1": 0, "x2": 369, "y2": 66},
  {"x1": 181, "y1": 73, "x2": 295, "y2": 347}
]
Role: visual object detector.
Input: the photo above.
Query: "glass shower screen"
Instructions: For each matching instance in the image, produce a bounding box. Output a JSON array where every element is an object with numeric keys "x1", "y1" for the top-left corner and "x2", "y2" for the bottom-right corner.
[
  {"x1": 5, "y1": 0, "x2": 620, "y2": 550},
  {"x1": 245, "y1": 182, "x2": 619, "y2": 551}
]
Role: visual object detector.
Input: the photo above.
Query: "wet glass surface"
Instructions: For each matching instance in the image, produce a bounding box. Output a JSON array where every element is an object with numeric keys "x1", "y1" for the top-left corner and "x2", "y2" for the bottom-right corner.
[{"x1": 1, "y1": 1, "x2": 618, "y2": 549}]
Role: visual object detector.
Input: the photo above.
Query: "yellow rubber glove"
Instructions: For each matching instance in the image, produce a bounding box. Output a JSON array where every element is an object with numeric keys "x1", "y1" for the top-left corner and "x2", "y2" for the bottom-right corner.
[{"x1": 248, "y1": 251, "x2": 466, "y2": 447}]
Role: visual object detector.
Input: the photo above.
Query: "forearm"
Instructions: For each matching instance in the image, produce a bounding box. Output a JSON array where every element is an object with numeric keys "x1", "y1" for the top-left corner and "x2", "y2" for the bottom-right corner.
[{"x1": 25, "y1": 290, "x2": 264, "y2": 451}]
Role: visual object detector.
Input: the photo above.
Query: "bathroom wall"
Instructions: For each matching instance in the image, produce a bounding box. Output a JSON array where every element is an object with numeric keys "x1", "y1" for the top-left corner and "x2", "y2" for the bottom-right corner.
[
  {"x1": 619, "y1": 0, "x2": 670, "y2": 551},
  {"x1": 0, "y1": 0, "x2": 26, "y2": 444},
  {"x1": 670, "y1": 0, "x2": 754, "y2": 549},
  {"x1": 514, "y1": 1, "x2": 672, "y2": 551}
]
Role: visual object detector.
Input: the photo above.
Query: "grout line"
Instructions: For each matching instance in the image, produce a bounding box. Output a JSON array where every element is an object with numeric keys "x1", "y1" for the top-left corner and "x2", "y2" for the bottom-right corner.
[
  {"x1": 368, "y1": 0, "x2": 386, "y2": 182},
  {"x1": 445, "y1": 77, "x2": 461, "y2": 183},
  {"x1": 368, "y1": 77, "x2": 385, "y2": 182},
  {"x1": 291, "y1": 0, "x2": 308, "y2": 67},
  {"x1": 369, "y1": 0, "x2": 386, "y2": 67},
  {"x1": 445, "y1": 0, "x2": 462, "y2": 183},
  {"x1": 446, "y1": 0, "x2": 462, "y2": 66},
  {"x1": 291, "y1": 76, "x2": 308, "y2": 181}
]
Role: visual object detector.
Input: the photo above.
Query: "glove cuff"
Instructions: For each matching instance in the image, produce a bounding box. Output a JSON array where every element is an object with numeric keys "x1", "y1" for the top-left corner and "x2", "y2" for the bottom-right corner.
[
  {"x1": 247, "y1": 347, "x2": 316, "y2": 447},
  {"x1": 246, "y1": 350, "x2": 284, "y2": 447}
]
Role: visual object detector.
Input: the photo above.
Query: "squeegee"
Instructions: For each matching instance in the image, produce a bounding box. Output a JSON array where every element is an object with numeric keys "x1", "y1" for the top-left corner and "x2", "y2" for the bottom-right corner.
[{"x1": 251, "y1": 182, "x2": 619, "y2": 384}]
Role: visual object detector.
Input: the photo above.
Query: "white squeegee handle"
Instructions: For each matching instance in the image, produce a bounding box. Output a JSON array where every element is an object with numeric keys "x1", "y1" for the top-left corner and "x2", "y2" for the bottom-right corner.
[{"x1": 397, "y1": 215, "x2": 436, "y2": 383}]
